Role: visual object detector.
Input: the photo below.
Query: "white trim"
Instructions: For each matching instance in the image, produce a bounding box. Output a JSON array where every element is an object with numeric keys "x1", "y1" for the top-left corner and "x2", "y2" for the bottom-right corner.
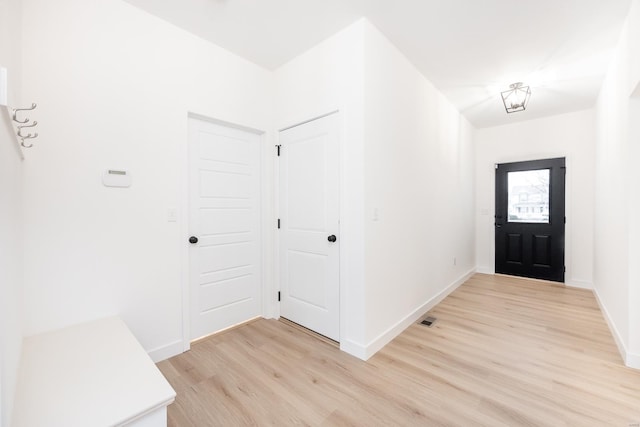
[
  {"x1": 334, "y1": 107, "x2": 355, "y2": 352},
  {"x1": 147, "y1": 340, "x2": 184, "y2": 363},
  {"x1": 592, "y1": 287, "x2": 640, "y2": 369},
  {"x1": 628, "y1": 352, "x2": 640, "y2": 370},
  {"x1": 354, "y1": 268, "x2": 476, "y2": 361},
  {"x1": 564, "y1": 279, "x2": 593, "y2": 289},
  {"x1": 335, "y1": 109, "x2": 345, "y2": 344},
  {"x1": 278, "y1": 110, "x2": 339, "y2": 132},
  {"x1": 260, "y1": 131, "x2": 276, "y2": 320},
  {"x1": 592, "y1": 288, "x2": 625, "y2": 361},
  {"x1": 188, "y1": 112, "x2": 263, "y2": 135},
  {"x1": 339, "y1": 339, "x2": 367, "y2": 360},
  {"x1": 180, "y1": 114, "x2": 191, "y2": 353},
  {"x1": 476, "y1": 266, "x2": 494, "y2": 275}
]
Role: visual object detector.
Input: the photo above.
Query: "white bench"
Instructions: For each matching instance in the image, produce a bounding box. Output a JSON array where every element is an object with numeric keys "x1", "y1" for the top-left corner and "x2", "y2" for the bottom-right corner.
[{"x1": 12, "y1": 317, "x2": 176, "y2": 427}]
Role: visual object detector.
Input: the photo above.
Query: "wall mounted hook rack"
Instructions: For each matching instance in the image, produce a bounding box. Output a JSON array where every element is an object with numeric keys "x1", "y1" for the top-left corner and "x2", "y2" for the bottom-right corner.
[{"x1": 11, "y1": 103, "x2": 39, "y2": 148}]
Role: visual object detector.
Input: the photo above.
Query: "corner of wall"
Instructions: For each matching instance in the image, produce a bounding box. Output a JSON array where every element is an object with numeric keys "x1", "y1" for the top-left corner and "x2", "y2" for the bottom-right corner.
[
  {"x1": 565, "y1": 280, "x2": 593, "y2": 290},
  {"x1": 147, "y1": 340, "x2": 184, "y2": 363},
  {"x1": 0, "y1": 0, "x2": 24, "y2": 425},
  {"x1": 592, "y1": 0, "x2": 640, "y2": 371},
  {"x1": 339, "y1": 339, "x2": 368, "y2": 361},
  {"x1": 593, "y1": 286, "x2": 639, "y2": 369},
  {"x1": 627, "y1": 352, "x2": 640, "y2": 370},
  {"x1": 272, "y1": 18, "x2": 368, "y2": 353},
  {"x1": 360, "y1": 268, "x2": 476, "y2": 361}
]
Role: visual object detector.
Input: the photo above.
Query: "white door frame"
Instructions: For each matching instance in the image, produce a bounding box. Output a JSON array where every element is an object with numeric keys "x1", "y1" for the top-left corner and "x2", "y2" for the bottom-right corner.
[{"x1": 180, "y1": 113, "x2": 269, "y2": 352}]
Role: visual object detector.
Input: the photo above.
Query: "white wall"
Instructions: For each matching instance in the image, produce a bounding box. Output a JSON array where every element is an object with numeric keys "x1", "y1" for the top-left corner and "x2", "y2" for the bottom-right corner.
[
  {"x1": 0, "y1": 0, "x2": 24, "y2": 424},
  {"x1": 13, "y1": 0, "x2": 476, "y2": 374},
  {"x1": 594, "y1": 0, "x2": 640, "y2": 368},
  {"x1": 629, "y1": 92, "x2": 640, "y2": 362},
  {"x1": 362, "y1": 22, "x2": 476, "y2": 353},
  {"x1": 19, "y1": 0, "x2": 273, "y2": 361},
  {"x1": 475, "y1": 109, "x2": 596, "y2": 288},
  {"x1": 274, "y1": 20, "x2": 367, "y2": 354},
  {"x1": 627, "y1": 0, "x2": 640, "y2": 369},
  {"x1": 274, "y1": 21, "x2": 477, "y2": 359}
]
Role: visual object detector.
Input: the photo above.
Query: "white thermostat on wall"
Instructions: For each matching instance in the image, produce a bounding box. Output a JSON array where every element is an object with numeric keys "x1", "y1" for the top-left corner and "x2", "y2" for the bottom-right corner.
[{"x1": 102, "y1": 169, "x2": 132, "y2": 188}]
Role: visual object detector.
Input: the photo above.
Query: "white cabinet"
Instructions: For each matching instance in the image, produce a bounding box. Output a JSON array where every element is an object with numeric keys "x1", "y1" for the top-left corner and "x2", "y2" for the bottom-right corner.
[{"x1": 12, "y1": 317, "x2": 175, "y2": 427}]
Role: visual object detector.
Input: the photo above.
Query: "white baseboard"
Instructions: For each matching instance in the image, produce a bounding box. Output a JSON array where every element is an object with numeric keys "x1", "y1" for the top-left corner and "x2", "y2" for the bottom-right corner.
[
  {"x1": 357, "y1": 268, "x2": 476, "y2": 361},
  {"x1": 475, "y1": 266, "x2": 494, "y2": 275},
  {"x1": 628, "y1": 352, "x2": 640, "y2": 369},
  {"x1": 565, "y1": 279, "x2": 593, "y2": 289},
  {"x1": 147, "y1": 340, "x2": 184, "y2": 363},
  {"x1": 592, "y1": 288, "x2": 640, "y2": 369},
  {"x1": 340, "y1": 339, "x2": 367, "y2": 360}
]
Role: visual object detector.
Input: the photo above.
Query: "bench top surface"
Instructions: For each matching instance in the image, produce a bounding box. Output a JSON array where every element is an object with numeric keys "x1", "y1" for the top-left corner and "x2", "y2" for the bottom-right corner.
[{"x1": 12, "y1": 316, "x2": 176, "y2": 427}]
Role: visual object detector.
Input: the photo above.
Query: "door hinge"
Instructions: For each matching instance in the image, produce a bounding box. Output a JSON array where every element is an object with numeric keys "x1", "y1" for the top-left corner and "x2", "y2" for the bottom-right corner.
[
  {"x1": 277, "y1": 218, "x2": 281, "y2": 229},
  {"x1": 276, "y1": 145, "x2": 281, "y2": 156},
  {"x1": 564, "y1": 216, "x2": 566, "y2": 224},
  {"x1": 278, "y1": 291, "x2": 281, "y2": 302},
  {"x1": 564, "y1": 266, "x2": 566, "y2": 273}
]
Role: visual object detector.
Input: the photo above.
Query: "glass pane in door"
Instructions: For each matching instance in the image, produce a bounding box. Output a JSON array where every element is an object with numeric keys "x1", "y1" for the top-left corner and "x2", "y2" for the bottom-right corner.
[{"x1": 507, "y1": 169, "x2": 550, "y2": 223}]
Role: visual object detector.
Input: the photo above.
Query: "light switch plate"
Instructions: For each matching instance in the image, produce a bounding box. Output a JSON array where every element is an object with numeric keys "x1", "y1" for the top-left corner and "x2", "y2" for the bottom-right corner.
[{"x1": 167, "y1": 208, "x2": 178, "y2": 222}]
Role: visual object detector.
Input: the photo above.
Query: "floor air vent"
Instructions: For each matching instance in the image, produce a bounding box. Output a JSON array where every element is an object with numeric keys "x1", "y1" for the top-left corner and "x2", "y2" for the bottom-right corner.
[{"x1": 420, "y1": 316, "x2": 437, "y2": 327}]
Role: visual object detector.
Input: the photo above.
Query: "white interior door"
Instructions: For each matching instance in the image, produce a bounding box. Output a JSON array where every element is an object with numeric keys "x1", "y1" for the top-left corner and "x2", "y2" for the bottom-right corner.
[
  {"x1": 188, "y1": 118, "x2": 261, "y2": 341},
  {"x1": 279, "y1": 113, "x2": 340, "y2": 341}
]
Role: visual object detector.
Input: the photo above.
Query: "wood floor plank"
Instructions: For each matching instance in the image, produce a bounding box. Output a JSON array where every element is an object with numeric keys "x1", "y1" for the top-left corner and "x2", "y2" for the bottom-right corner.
[{"x1": 158, "y1": 273, "x2": 640, "y2": 426}]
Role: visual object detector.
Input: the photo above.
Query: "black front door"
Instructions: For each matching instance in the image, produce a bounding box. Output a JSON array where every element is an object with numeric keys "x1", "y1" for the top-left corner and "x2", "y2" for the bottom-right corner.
[{"x1": 495, "y1": 158, "x2": 565, "y2": 282}]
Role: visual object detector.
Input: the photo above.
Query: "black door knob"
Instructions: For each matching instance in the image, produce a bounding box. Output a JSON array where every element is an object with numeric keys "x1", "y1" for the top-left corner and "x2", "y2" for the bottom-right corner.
[
  {"x1": 327, "y1": 235, "x2": 337, "y2": 243},
  {"x1": 189, "y1": 236, "x2": 199, "y2": 244}
]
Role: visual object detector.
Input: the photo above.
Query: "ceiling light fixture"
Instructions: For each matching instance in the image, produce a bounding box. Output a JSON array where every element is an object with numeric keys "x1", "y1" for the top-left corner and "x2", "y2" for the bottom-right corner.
[{"x1": 501, "y1": 82, "x2": 531, "y2": 113}]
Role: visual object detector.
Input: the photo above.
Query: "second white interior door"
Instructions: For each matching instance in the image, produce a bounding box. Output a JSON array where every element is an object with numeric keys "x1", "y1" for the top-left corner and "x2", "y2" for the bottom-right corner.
[
  {"x1": 188, "y1": 118, "x2": 261, "y2": 341},
  {"x1": 279, "y1": 113, "x2": 340, "y2": 341}
]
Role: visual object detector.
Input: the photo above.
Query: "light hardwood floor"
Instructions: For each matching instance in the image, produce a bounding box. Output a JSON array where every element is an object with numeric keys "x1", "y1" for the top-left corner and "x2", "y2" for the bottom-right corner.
[{"x1": 157, "y1": 274, "x2": 640, "y2": 426}]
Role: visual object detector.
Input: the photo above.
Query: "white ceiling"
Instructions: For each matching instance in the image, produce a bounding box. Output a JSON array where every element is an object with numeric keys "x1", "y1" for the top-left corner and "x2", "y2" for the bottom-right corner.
[{"x1": 124, "y1": 0, "x2": 632, "y2": 128}]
